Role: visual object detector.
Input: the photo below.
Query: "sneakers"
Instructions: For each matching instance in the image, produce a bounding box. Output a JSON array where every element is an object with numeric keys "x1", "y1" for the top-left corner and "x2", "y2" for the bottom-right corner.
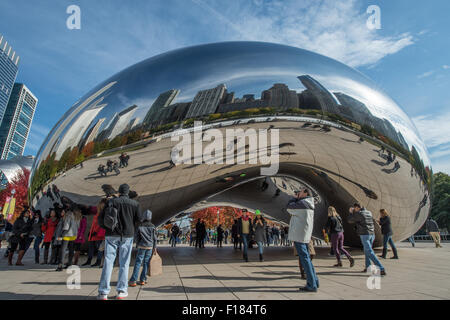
[
  {"x1": 97, "y1": 294, "x2": 108, "y2": 300},
  {"x1": 129, "y1": 281, "x2": 137, "y2": 287},
  {"x1": 380, "y1": 270, "x2": 386, "y2": 276},
  {"x1": 116, "y1": 291, "x2": 128, "y2": 300},
  {"x1": 299, "y1": 286, "x2": 317, "y2": 293},
  {"x1": 138, "y1": 280, "x2": 147, "y2": 286}
]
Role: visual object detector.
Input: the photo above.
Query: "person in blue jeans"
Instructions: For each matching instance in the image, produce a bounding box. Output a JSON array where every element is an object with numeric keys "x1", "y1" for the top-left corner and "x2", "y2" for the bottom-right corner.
[
  {"x1": 348, "y1": 203, "x2": 386, "y2": 276},
  {"x1": 378, "y1": 209, "x2": 398, "y2": 259},
  {"x1": 97, "y1": 184, "x2": 141, "y2": 300},
  {"x1": 129, "y1": 209, "x2": 157, "y2": 287},
  {"x1": 253, "y1": 210, "x2": 266, "y2": 262},
  {"x1": 287, "y1": 189, "x2": 319, "y2": 292},
  {"x1": 237, "y1": 209, "x2": 253, "y2": 262}
]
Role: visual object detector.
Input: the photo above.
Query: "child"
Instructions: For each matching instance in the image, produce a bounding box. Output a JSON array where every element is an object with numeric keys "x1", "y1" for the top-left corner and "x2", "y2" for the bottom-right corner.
[{"x1": 129, "y1": 209, "x2": 157, "y2": 287}]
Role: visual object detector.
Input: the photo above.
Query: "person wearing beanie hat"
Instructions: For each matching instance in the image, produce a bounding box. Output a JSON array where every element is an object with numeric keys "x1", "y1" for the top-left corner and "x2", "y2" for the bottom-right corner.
[{"x1": 98, "y1": 183, "x2": 142, "y2": 300}]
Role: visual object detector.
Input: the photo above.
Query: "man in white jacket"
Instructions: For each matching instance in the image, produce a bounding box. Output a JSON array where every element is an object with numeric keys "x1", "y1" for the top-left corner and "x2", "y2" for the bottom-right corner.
[{"x1": 287, "y1": 189, "x2": 319, "y2": 292}]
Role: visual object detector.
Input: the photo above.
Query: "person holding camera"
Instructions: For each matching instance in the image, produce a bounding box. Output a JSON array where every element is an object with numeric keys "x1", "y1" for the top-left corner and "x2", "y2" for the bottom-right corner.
[
  {"x1": 253, "y1": 210, "x2": 267, "y2": 262},
  {"x1": 348, "y1": 203, "x2": 386, "y2": 276}
]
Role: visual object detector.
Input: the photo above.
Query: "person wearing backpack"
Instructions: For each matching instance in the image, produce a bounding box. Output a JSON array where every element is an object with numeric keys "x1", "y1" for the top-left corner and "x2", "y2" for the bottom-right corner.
[
  {"x1": 97, "y1": 184, "x2": 141, "y2": 300},
  {"x1": 325, "y1": 206, "x2": 354, "y2": 267},
  {"x1": 129, "y1": 209, "x2": 157, "y2": 287}
]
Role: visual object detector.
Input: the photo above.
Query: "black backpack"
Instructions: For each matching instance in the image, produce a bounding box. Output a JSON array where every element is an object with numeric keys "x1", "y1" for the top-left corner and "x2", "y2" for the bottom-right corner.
[{"x1": 103, "y1": 200, "x2": 122, "y2": 234}]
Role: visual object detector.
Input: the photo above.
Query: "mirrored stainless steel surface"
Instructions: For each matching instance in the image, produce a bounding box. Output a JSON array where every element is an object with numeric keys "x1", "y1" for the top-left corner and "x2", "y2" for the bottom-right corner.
[{"x1": 30, "y1": 41, "x2": 431, "y2": 246}]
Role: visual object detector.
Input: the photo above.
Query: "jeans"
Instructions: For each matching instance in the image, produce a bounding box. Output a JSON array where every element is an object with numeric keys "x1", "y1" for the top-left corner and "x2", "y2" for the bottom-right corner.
[
  {"x1": 33, "y1": 236, "x2": 43, "y2": 261},
  {"x1": 330, "y1": 232, "x2": 351, "y2": 261},
  {"x1": 294, "y1": 242, "x2": 319, "y2": 290},
  {"x1": 257, "y1": 241, "x2": 264, "y2": 255},
  {"x1": 99, "y1": 237, "x2": 133, "y2": 295},
  {"x1": 170, "y1": 235, "x2": 177, "y2": 247},
  {"x1": 130, "y1": 248, "x2": 153, "y2": 282},
  {"x1": 87, "y1": 240, "x2": 104, "y2": 263},
  {"x1": 360, "y1": 235, "x2": 384, "y2": 271},
  {"x1": 241, "y1": 234, "x2": 249, "y2": 256},
  {"x1": 382, "y1": 234, "x2": 398, "y2": 256}
]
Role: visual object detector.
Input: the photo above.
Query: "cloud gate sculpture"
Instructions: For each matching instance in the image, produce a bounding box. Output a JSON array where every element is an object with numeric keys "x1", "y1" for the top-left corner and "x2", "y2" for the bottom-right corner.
[{"x1": 30, "y1": 41, "x2": 431, "y2": 247}]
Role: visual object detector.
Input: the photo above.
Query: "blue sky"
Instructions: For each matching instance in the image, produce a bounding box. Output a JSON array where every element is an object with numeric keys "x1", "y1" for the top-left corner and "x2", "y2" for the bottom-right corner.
[{"x1": 0, "y1": 0, "x2": 449, "y2": 173}]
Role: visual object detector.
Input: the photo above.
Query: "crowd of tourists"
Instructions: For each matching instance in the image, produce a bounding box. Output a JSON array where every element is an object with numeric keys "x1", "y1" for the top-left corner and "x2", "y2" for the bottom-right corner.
[{"x1": 0, "y1": 182, "x2": 444, "y2": 298}]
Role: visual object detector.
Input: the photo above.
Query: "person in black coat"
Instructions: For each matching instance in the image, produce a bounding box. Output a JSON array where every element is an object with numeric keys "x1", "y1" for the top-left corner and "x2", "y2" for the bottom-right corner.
[
  {"x1": 231, "y1": 219, "x2": 241, "y2": 250},
  {"x1": 378, "y1": 209, "x2": 398, "y2": 259},
  {"x1": 217, "y1": 225, "x2": 224, "y2": 248},
  {"x1": 8, "y1": 208, "x2": 32, "y2": 266},
  {"x1": 237, "y1": 209, "x2": 254, "y2": 262}
]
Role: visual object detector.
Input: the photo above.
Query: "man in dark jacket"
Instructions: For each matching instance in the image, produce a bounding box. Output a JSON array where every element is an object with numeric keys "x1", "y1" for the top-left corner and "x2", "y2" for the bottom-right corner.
[
  {"x1": 98, "y1": 184, "x2": 141, "y2": 300},
  {"x1": 347, "y1": 203, "x2": 385, "y2": 276},
  {"x1": 170, "y1": 224, "x2": 180, "y2": 247},
  {"x1": 426, "y1": 217, "x2": 442, "y2": 248},
  {"x1": 237, "y1": 209, "x2": 253, "y2": 262},
  {"x1": 231, "y1": 219, "x2": 241, "y2": 250}
]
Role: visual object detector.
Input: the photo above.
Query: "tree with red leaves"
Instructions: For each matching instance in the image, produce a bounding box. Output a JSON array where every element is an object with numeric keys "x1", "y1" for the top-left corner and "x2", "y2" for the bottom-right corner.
[
  {"x1": 190, "y1": 206, "x2": 253, "y2": 229},
  {"x1": 0, "y1": 168, "x2": 30, "y2": 222}
]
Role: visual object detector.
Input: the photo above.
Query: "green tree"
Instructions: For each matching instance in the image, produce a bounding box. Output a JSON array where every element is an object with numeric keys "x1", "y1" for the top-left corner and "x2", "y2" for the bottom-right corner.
[{"x1": 431, "y1": 172, "x2": 450, "y2": 232}]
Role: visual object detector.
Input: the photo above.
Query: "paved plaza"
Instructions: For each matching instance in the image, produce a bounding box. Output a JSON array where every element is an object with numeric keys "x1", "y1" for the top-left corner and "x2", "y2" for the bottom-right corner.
[{"x1": 0, "y1": 241, "x2": 449, "y2": 300}]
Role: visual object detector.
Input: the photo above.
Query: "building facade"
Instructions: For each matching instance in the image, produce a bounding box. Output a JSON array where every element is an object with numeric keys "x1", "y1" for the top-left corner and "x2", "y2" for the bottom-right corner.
[
  {"x1": 143, "y1": 89, "x2": 180, "y2": 126},
  {"x1": 0, "y1": 83, "x2": 37, "y2": 160},
  {"x1": 0, "y1": 34, "x2": 20, "y2": 126},
  {"x1": 185, "y1": 84, "x2": 226, "y2": 118}
]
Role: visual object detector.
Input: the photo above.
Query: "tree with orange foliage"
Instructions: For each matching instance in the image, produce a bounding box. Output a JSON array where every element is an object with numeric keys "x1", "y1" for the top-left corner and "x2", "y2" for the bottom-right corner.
[
  {"x1": 0, "y1": 169, "x2": 30, "y2": 222},
  {"x1": 82, "y1": 141, "x2": 95, "y2": 158},
  {"x1": 190, "y1": 206, "x2": 253, "y2": 230}
]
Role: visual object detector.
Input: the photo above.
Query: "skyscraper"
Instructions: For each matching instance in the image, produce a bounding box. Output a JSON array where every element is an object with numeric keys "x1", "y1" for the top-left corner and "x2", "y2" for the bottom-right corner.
[
  {"x1": 0, "y1": 34, "x2": 20, "y2": 126},
  {"x1": 298, "y1": 75, "x2": 340, "y2": 114},
  {"x1": 104, "y1": 105, "x2": 138, "y2": 140},
  {"x1": 0, "y1": 83, "x2": 38, "y2": 159},
  {"x1": 261, "y1": 83, "x2": 299, "y2": 110},
  {"x1": 143, "y1": 89, "x2": 180, "y2": 126},
  {"x1": 185, "y1": 84, "x2": 226, "y2": 118}
]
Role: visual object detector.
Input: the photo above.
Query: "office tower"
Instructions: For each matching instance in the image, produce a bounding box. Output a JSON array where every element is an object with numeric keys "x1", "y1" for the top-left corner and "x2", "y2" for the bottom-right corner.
[
  {"x1": 0, "y1": 34, "x2": 20, "y2": 126},
  {"x1": 105, "y1": 105, "x2": 138, "y2": 140},
  {"x1": 261, "y1": 83, "x2": 299, "y2": 110},
  {"x1": 83, "y1": 117, "x2": 106, "y2": 145},
  {"x1": 54, "y1": 102, "x2": 106, "y2": 159},
  {"x1": 298, "y1": 75, "x2": 340, "y2": 114},
  {"x1": 185, "y1": 84, "x2": 226, "y2": 118},
  {"x1": 0, "y1": 83, "x2": 37, "y2": 160},
  {"x1": 143, "y1": 89, "x2": 180, "y2": 125}
]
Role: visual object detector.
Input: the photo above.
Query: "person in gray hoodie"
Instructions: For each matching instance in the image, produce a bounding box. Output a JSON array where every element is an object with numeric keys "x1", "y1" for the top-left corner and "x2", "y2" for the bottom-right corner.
[
  {"x1": 287, "y1": 188, "x2": 319, "y2": 292},
  {"x1": 347, "y1": 203, "x2": 386, "y2": 276},
  {"x1": 129, "y1": 209, "x2": 157, "y2": 287},
  {"x1": 56, "y1": 206, "x2": 81, "y2": 271}
]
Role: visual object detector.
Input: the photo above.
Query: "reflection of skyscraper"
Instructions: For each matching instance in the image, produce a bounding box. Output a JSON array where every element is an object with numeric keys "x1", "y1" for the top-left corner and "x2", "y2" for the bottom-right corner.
[
  {"x1": 0, "y1": 34, "x2": 20, "y2": 126},
  {"x1": 298, "y1": 75, "x2": 340, "y2": 114},
  {"x1": 262, "y1": 84, "x2": 298, "y2": 110},
  {"x1": 106, "y1": 105, "x2": 138, "y2": 140},
  {"x1": 143, "y1": 89, "x2": 180, "y2": 125},
  {"x1": 186, "y1": 84, "x2": 226, "y2": 118},
  {"x1": 83, "y1": 117, "x2": 106, "y2": 145},
  {"x1": 41, "y1": 81, "x2": 116, "y2": 160},
  {"x1": 54, "y1": 102, "x2": 105, "y2": 158},
  {"x1": 0, "y1": 83, "x2": 37, "y2": 159}
]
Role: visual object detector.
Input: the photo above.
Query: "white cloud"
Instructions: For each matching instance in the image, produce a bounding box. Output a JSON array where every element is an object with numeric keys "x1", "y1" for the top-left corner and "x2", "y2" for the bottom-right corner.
[
  {"x1": 192, "y1": 0, "x2": 415, "y2": 68},
  {"x1": 417, "y1": 71, "x2": 434, "y2": 79},
  {"x1": 412, "y1": 111, "x2": 450, "y2": 148},
  {"x1": 443, "y1": 65, "x2": 450, "y2": 70}
]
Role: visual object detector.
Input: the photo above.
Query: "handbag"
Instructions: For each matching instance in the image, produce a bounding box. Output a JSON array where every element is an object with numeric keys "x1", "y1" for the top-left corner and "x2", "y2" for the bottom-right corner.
[{"x1": 147, "y1": 250, "x2": 163, "y2": 277}]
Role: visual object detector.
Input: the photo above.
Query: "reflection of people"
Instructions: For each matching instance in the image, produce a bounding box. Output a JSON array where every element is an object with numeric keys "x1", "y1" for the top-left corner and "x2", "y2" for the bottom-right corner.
[
  {"x1": 287, "y1": 189, "x2": 319, "y2": 292},
  {"x1": 426, "y1": 217, "x2": 442, "y2": 248},
  {"x1": 347, "y1": 203, "x2": 386, "y2": 275}
]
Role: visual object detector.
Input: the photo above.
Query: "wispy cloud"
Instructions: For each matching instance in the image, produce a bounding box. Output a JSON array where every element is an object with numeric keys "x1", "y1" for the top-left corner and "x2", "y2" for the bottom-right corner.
[
  {"x1": 412, "y1": 110, "x2": 450, "y2": 148},
  {"x1": 417, "y1": 71, "x2": 434, "y2": 79}
]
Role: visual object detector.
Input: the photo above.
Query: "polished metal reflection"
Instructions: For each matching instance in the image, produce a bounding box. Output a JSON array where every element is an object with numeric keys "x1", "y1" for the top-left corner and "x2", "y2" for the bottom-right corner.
[
  {"x1": 30, "y1": 41, "x2": 431, "y2": 246},
  {"x1": 0, "y1": 155, "x2": 34, "y2": 183}
]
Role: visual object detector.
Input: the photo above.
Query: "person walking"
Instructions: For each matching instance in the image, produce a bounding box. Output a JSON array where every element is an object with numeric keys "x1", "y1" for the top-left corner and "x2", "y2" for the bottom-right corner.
[
  {"x1": 253, "y1": 210, "x2": 267, "y2": 262},
  {"x1": 287, "y1": 189, "x2": 319, "y2": 292},
  {"x1": 83, "y1": 204, "x2": 106, "y2": 267},
  {"x1": 56, "y1": 206, "x2": 80, "y2": 271},
  {"x1": 237, "y1": 209, "x2": 253, "y2": 262},
  {"x1": 29, "y1": 210, "x2": 44, "y2": 264},
  {"x1": 97, "y1": 184, "x2": 141, "y2": 300},
  {"x1": 426, "y1": 217, "x2": 442, "y2": 248},
  {"x1": 407, "y1": 235, "x2": 416, "y2": 247},
  {"x1": 325, "y1": 206, "x2": 354, "y2": 267},
  {"x1": 8, "y1": 208, "x2": 32, "y2": 266},
  {"x1": 170, "y1": 224, "x2": 180, "y2": 248},
  {"x1": 231, "y1": 219, "x2": 240, "y2": 250},
  {"x1": 348, "y1": 203, "x2": 386, "y2": 276},
  {"x1": 217, "y1": 225, "x2": 224, "y2": 248},
  {"x1": 224, "y1": 229, "x2": 229, "y2": 245},
  {"x1": 129, "y1": 209, "x2": 157, "y2": 287},
  {"x1": 73, "y1": 210, "x2": 87, "y2": 265},
  {"x1": 41, "y1": 209, "x2": 59, "y2": 264},
  {"x1": 378, "y1": 209, "x2": 398, "y2": 259}
]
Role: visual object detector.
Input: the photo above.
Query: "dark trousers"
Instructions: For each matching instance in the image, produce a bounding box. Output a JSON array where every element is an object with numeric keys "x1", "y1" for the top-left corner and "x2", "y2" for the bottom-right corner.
[
  {"x1": 87, "y1": 240, "x2": 103, "y2": 263},
  {"x1": 58, "y1": 240, "x2": 75, "y2": 266}
]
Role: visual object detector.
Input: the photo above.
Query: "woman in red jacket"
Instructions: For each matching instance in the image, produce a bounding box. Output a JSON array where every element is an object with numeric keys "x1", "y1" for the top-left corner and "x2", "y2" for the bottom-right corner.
[
  {"x1": 82, "y1": 205, "x2": 105, "y2": 267},
  {"x1": 41, "y1": 209, "x2": 59, "y2": 264},
  {"x1": 73, "y1": 208, "x2": 87, "y2": 265}
]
